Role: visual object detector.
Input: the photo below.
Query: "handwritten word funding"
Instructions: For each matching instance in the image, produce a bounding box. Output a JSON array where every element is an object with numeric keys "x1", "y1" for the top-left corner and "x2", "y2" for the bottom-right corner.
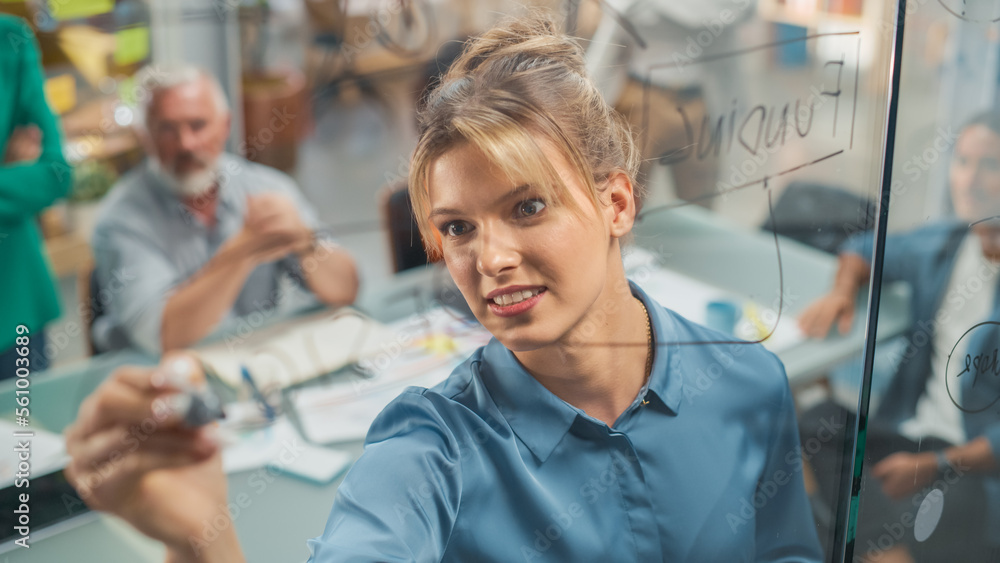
[{"x1": 659, "y1": 57, "x2": 846, "y2": 165}]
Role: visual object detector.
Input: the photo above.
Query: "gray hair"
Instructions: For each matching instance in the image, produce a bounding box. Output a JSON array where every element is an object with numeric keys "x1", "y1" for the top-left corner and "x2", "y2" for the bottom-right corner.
[{"x1": 132, "y1": 64, "x2": 230, "y2": 130}]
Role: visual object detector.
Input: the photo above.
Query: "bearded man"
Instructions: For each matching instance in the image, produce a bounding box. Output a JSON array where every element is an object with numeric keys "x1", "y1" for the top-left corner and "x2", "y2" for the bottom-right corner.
[{"x1": 91, "y1": 65, "x2": 358, "y2": 354}]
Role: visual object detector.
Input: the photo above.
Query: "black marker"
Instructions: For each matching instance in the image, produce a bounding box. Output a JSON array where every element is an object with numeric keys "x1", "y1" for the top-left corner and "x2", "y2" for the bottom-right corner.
[{"x1": 157, "y1": 357, "x2": 226, "y2": 428}]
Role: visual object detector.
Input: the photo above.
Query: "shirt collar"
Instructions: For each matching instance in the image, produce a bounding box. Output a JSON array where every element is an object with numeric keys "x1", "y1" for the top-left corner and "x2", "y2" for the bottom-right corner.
[
  {"x1": 632, "y1": 281, "x2": 685, "y2": 415},
  {"x1": 478, "y1": 340, "x2": 578, "y2": 464},
  {"x1": 476, "y1": 280, "x2": 684, "y2": 463}
]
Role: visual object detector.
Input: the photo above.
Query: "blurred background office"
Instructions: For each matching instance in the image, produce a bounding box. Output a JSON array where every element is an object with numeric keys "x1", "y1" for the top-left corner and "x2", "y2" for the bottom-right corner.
[{"x1": 3, "y1": 0, "x2": 1000, "y2": 561}]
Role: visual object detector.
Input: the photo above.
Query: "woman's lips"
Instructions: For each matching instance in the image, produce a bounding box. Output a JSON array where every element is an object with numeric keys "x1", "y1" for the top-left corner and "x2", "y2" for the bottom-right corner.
[{"x1": 487, "y1": 288, "x2": 546, "y2": 317}]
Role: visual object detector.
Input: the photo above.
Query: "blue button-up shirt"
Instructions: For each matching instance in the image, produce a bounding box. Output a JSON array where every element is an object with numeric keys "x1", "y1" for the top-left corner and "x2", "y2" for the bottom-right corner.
[
  {"x1": 90, "y1": 154, "x2": 325, "y2": 354},
  {"x1": 307, "y1": 283, "x2": 822, "y2": 562}
]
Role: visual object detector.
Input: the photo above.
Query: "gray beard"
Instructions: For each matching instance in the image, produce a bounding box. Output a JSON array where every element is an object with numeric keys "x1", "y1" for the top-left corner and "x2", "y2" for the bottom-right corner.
[{"x1": 149, "y1": 156, "x2": 219, "y2": 198}]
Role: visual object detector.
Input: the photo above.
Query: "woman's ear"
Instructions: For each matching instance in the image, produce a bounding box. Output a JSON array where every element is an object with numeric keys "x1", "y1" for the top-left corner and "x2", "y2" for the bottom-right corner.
[{"x1": 604, "y1": 170, "x2": 636, "y2": 239}]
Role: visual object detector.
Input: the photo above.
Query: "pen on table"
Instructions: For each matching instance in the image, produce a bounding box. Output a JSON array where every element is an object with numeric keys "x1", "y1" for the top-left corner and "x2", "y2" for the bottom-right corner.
[{"x1": 240, "y1": 364, "x2": 276, "y2": 421}]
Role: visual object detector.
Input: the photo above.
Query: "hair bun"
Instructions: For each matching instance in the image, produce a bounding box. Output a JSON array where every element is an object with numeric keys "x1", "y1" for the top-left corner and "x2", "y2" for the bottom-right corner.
[{"x1": 447, "y1": 12, "x2": 586, "y2": 80}]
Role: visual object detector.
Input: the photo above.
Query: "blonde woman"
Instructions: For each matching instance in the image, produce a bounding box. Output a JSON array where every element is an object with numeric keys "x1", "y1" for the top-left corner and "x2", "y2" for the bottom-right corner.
[{"x1": 64, "y1": 15, "x2": 821, "y2": 562}]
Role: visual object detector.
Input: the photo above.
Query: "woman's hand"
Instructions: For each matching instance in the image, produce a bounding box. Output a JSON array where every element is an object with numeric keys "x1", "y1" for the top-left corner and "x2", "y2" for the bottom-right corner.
[
  {"x1": 797, "y1": 290, "x2": 857, "y2": 339},
  {"x1": 3, "y1": 124, "x2": 41, "y2": 164},
  {"x1": 64, "y1": 354, "x2": 245, "y2": 562}
]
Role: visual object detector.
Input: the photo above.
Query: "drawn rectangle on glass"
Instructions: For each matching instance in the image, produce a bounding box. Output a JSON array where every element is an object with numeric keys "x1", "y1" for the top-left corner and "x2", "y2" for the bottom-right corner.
[{"x1": 641, "y1": 32, "x2": 863, "y2": 207}]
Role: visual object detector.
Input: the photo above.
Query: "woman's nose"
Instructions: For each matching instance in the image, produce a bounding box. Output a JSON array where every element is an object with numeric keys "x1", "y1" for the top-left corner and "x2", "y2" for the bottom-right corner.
[{"x1": 476, "y1": 229, "x2": 520, "y2": 277}]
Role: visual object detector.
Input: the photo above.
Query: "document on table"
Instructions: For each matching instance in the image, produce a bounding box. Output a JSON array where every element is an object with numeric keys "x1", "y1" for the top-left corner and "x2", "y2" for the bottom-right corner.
[
  {"x1": 194, "y1": 308, "x2": 399, "y2": 391},
  {"x1": 289, "y1": 309, "x2": 491, "y2": 444},
  {"x1": 220, "y1": 414, "x2": 352, "y2": 484}
]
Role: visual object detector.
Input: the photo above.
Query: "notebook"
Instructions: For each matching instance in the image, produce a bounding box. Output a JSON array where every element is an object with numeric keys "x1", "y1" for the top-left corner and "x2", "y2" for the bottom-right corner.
[{"x1": 193, "y1": 308, "x2": 398, "y2": 391}]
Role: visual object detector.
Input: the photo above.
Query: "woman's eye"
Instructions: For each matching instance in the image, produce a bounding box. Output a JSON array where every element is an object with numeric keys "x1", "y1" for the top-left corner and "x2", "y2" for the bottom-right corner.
[
  {"x1": 444, "y1": 222, "x2": 469, "y2": 237},
  {"x1": 517, "y1": 199, "x2": 546, "y2": 217}
]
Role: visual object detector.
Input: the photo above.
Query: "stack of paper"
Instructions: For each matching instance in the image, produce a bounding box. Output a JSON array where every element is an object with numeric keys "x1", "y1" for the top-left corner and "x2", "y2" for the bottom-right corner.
[
  {"x1": 220, "y1": 415, "x2": 352, "y2": 484},
  {"x1": 288, "y1": 309, "x2": 491, "y2": 444},
  {"x1": 194, "y1": 308, "x2": 399, "y2": 391}
]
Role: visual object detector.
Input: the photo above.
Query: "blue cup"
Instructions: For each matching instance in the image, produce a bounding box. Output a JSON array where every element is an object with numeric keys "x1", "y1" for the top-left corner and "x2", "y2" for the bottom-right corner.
[{"x1": 705, "y1": 301, "x2": 741, "y2": 336}]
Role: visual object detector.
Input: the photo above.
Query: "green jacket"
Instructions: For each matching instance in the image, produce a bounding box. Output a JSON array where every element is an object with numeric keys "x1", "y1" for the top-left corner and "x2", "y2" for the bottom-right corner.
[{"x1": 0, "y1": 15, "x2": 72, "y2": 350}]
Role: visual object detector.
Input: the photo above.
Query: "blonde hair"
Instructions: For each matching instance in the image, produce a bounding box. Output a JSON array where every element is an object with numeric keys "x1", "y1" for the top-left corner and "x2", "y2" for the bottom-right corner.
[{"x1": 408, "y1": 14, "x2": 642, "y2": 260}]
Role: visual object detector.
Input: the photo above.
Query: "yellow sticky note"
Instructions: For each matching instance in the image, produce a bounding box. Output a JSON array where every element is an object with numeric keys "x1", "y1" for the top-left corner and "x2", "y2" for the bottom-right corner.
[
  {"x1": 49, "y1": 0, "x2": 114, "y2": 21},
  {"x1": 418, "y1": 334, "x2": 457, "y2": 356},
  {"x1": 44, "y1": 74, "x2": 76, "y2": 115},
  {"x1": 114, "y1": 26, "x2": 149, "y2": 66}
]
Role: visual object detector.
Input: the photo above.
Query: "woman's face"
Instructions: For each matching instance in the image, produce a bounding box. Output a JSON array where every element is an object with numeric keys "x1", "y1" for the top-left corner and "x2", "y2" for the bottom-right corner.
[
  {"x1": 950, "y1": 124, "x2": 1000, "y2": 222},
  {"x1": 427, "y1": 141, "x2": 632, "y2": 352}
]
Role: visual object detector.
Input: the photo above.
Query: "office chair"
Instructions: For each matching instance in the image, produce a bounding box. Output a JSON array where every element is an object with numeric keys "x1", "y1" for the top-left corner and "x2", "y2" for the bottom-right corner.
[
  {"x1": 761, "y1": 181, "x2": 877, "y2": 254},
  {"x1": 76, "y1": 260, "x2": 102, "y2": 356},
  {"x1": 380, "y1": 182, "x2": 431, "y2": 274}
]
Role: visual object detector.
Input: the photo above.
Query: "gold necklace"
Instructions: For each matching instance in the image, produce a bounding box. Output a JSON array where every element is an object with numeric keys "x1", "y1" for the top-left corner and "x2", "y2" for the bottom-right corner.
[{"x1": 635, "y1": 297, "x2": 653, "y2": 405}]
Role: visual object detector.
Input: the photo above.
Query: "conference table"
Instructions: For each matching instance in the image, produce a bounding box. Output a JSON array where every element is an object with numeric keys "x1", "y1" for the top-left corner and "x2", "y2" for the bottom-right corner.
[{"x1": 0, "y1": 206, "x2": 910, "y2": 562}]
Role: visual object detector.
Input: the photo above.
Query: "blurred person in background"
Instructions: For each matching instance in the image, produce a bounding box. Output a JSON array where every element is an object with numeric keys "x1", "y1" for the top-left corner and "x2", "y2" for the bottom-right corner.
[
  {"x1": 585, "y1": 0, "x2": 755, "y2": 209},
  {"x1": 0, "y1": 15, "x2": 73, "y2": 380},
  {"x1": 90, "y1": 64, "x2": 359, "y2": 354},
  {"x1": 798, "y1": 112, "x2": 1000, "y2": 562}
]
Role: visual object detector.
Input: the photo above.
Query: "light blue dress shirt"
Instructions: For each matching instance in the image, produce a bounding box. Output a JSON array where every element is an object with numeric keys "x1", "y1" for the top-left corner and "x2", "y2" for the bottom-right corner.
[
  {"x1": 308, "y1": 283, "x2": 822, "y2": 562},
  {"x1": 90, "y1": 154, "x2": 325, "y2": 354}
]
